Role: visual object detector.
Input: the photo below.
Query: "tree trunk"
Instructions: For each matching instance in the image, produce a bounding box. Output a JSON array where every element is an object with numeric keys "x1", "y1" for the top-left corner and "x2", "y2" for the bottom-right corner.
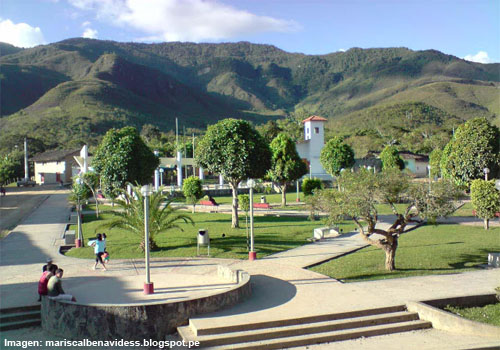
[
  {"x1": 192, "y1": 204, "x2": 195, "y2": 214},
  {"x1": 384, "y1": 238, "x2": 398, "y2": 271},
  {"x1": 230, "y1": 182, "x2": 239, "y2": 228},
  {"x1": 281, "y1": 184, "x2": 287, "y2": 207},
  {"x1": 484, "y1": 218, "x2": 489, "y2": 230}
]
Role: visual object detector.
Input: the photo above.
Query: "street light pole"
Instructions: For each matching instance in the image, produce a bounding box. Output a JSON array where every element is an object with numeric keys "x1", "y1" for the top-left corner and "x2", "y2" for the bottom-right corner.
[
  {"x1": 427, "y1": 165, "x2": 432, "y2": 192},
  {"x1": 247, "y1": 179, "x2": 256, "y2": 260},
  {"x1": 141, "y1": 185, "x2": 154, "y2": 294},
  {"x1": 484, "y1": 167, "x2": 490, "y2": 181},
  {"x1": 296, "y1": 180, "x2": 300, "y2": 202}
]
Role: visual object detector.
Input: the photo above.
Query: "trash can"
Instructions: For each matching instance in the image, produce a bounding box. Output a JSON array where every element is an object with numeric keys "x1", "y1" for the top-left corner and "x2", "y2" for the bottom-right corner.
[
  {"x1": 198, "y1": 229, "x2": 209, "y2": 244},
  {"x1": 197, "y1": 229, "x2": 210, "y2": 256},
  {"x1": 260, "y1": 196, "x2": 267, "y2": 204}
]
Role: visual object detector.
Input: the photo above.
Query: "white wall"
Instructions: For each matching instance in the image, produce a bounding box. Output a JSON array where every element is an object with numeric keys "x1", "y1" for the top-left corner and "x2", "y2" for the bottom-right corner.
[{"x1": 34, "y1": 161, "x2": 66, "y2": 184}]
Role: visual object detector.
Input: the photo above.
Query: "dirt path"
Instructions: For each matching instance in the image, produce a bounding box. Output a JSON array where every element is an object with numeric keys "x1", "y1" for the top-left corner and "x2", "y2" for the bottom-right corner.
[{"x1": 0, "y1": 185, "x2": 70, "y2": 233}]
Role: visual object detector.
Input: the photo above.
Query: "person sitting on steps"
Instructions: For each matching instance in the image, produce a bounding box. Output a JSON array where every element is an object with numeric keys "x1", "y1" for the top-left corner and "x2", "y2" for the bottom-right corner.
[{"x1": 47, "y1": 269, "x2": 76, "y2": 302}]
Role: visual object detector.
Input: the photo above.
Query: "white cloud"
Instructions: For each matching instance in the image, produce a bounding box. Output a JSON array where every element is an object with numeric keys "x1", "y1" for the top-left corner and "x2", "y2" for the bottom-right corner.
[
  {"x1": 82, "y1": 28, "x2": 98, "y2": 39},
  {"x1": 0, "y1": 19, "x2": 45, "y2": 48},
  {"x1": 464, "y1": 51, "x2": 492, "y2": 64},
  {"x1": 82, "y1": 21, "x2": 91, "y2": 27},
  {"x1": 68, "y1": 0, "x2": 300, "y2": 42},
  {"x1": 338, "y1": 48, "x2": 346, "y2": 52}
]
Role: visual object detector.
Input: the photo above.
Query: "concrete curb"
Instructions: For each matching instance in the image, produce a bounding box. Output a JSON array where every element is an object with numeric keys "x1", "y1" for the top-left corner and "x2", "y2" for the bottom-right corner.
[{"x1": 407, "y1": 294, "x2": 500, "y2": 339}]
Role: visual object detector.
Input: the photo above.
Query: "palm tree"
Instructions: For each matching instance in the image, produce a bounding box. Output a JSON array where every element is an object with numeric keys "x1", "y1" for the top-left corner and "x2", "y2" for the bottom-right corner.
[{"x1": 98, "y1": 185, "x2": 193, "y2": 251}]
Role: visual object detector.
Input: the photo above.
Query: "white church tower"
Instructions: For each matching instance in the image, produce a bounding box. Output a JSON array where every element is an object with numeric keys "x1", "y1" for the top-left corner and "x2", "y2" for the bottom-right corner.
[{"x1": 295, "y1": 115, "x2": 331, "y2": 179}]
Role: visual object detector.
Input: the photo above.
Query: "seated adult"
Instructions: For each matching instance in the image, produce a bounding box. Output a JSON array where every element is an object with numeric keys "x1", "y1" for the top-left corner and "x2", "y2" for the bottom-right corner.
[
  {"x1": 47, "y1": 269, "x2": 76, "y2": 302},
  {"x1": 208, "y1": 195, "x2": 218, "y2": 206},
  {"x1": 38, "y1": 264, "x2": 57, "y2": 301}
]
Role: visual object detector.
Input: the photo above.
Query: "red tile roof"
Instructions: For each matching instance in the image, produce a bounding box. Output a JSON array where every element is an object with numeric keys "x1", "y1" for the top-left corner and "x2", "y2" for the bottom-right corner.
[{"x1": 302, "y1": 115, "x2": 328, "y2": 123}]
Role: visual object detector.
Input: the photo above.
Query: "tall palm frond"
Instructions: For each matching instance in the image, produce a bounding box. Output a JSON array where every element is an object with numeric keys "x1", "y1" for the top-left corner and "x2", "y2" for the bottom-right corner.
[{"x1": 98, "y1": 185, "x2": 194, "y2": 251}]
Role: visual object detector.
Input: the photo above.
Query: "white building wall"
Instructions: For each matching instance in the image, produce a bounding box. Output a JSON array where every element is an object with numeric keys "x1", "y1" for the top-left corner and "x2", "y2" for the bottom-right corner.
[
  {"x1": 35, "y1": 162, "x2": 66, "y2": 184},
  {"x1": 297, "y1": 119, "x2": 331, "y2": 179}
]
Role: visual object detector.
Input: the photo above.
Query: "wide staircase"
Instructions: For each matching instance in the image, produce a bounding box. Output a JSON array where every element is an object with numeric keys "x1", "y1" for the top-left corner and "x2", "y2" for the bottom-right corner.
[
  {"x1": 0, "y1": 305, "x2": 41, "y2": 331},
  {"x1": 178, "y1": 305, "x2": 432, "y2": 349}
]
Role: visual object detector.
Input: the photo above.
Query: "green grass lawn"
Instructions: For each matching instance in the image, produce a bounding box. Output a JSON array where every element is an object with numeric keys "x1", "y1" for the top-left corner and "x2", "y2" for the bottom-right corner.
[
  {"x1": 211, "y1": 192, "x2": 302, "y2": 206},
  {"x1": 452, "y1": 202, "x2": 474, "y2": 217},
  {"x1": 444, "y1": 303, "x2": 500, "y2": 327},
  {"x1": 310, "y1": 224, "x2": 500, "y2": 282},
  {"x1": 66, "y1": 211, "x2": 355, "y2": 260}
]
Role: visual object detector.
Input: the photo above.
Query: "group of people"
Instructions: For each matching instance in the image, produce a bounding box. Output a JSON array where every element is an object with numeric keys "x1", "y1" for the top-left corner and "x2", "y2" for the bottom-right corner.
[
  {"x1": 37, "y1": 233, "x2": 109, "y2": 302},
  {"x1": 37, "y1": 258, "x2": 76, "y2": 302}
]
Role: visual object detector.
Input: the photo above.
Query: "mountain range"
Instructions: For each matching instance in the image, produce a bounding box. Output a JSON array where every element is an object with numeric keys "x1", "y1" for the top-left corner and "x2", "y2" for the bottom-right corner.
[{"x1": 0, "y1": 38, "x2": 498, "y2": 154}]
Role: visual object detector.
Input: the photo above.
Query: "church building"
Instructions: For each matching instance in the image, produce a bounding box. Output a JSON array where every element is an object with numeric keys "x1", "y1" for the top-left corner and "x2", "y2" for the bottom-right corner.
[{"x1": 295, "y1": 116, "x2": 332, "y2": 180}]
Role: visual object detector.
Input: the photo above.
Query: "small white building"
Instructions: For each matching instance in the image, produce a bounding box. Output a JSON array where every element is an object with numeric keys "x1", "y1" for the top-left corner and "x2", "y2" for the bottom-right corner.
[
  {"x1": 32, "y1": 149, "x2": 80, "y2": 185},
  {"x1": 295, "y1": 116, "x2": 331, "y2": 180}
]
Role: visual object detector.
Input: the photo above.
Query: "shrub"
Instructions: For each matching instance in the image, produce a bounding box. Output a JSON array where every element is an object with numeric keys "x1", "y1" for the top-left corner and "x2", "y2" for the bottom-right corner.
[{"x1": 303, "y1": 178, "x2": 323, "y2": 196}]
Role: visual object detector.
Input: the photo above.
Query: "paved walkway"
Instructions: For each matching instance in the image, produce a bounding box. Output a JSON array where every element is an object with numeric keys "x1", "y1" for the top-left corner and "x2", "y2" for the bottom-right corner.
[{"x1": 1, "y1": 194, "x2": 499, "y2": 349}]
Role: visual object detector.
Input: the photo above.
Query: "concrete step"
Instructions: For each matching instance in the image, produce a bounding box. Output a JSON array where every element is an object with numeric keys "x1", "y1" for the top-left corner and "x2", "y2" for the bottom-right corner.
[
  {"x1": 179, "y1": 311, "x2": 421, "y2": 347},
  {"x1": 0, "y1": 305, "x2": 41, "y2": 315},
  {"x1": 189, "y1": 305, "x2": 407, "y2": 336},
  {"x1": 201, "y1": 320, "x2": 432, "y2": 350},
  {"x1": 0, "y1": 310, "x2": 41, "y2": 323},
  {"x1": 0, "y1": 319, "x2": 41, "y2": 331},
  {"x1": 0, "y1": 305, "x2": 42, "y2": 331}
]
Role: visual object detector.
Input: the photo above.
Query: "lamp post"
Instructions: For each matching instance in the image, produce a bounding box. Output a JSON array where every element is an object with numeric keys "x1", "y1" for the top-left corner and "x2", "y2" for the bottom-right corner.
[
  {"x1": 75, "y1": 175, "x2": 83, "y2": 248},
  {"x1": 427, "y1": 165, "x2": 432, "y2": 192},
  {"x1": 141, "y1": 185, "x2": 154, "y2": 294},
  {"x1": 247, "y1": 179, "x2": 256, "y2": 261},
  {"x1": 484, "y1": 167, "x2": 490, "y2": 181},
  {"x1": 154, "y1": 150, "x2": 160, "y2": 192},
  {"x1": 159, "y1": 168, "x2": 164, "y2": 187}
]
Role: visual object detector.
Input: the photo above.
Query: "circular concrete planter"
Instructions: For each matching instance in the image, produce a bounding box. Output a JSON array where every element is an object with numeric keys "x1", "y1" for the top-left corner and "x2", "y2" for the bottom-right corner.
[{"x1": 41, "y1": 266, "x2": 251, "y2": 341}]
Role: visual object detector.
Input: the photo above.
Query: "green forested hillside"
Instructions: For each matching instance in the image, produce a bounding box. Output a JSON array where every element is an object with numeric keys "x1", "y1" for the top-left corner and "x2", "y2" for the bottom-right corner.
[{"x1": 0, "y1": 38, "x2": 498, "y2": 155}]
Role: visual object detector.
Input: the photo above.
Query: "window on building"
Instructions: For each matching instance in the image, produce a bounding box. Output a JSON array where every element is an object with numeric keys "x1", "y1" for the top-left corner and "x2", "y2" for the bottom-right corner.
[{"x1": 314, "y1": 127, "x2": 319, "y2": 134}]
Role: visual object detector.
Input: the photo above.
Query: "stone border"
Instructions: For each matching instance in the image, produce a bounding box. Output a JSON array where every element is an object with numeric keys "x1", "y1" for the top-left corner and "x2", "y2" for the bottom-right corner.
[
  {"x1": 41, "y1": 267, "x2": 251, "y2": 341},
  {"x1": 407, "y1": 294, "x2": 500, "y2": 339}
]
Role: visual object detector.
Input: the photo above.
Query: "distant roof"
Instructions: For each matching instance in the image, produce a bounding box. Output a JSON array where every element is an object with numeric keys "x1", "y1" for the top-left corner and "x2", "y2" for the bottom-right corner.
[
  {"x1": 399, "y1": 151, "x2": 429, "y2": 161},
  {"x1": 31, "y1": 149, "x2": 80, "y2": 162},
  {"x1": 302, "y1": 115, "x2": 328, "y2": 123}
]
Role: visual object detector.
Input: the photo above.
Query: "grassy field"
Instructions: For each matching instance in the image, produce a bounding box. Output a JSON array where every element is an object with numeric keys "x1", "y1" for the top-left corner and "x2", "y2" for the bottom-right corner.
[
  {"x1": 444, "y1": 303, "x2": 500, "y2": 327},
  {"x1": 66, "y1": 211, "x2": 355, "y2": 260},
  {"x1": 310, "y1": 224, "x2": 500, "y2": 282},
  {"x1": 452, "y1": 202, "x2": 474, "y2": 217}
]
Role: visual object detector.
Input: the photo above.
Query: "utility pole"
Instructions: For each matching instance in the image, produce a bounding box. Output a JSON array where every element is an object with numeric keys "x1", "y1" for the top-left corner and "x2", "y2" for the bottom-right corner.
[{"x1": 24, "y1": 137, "x2": 29, "y2": 181}]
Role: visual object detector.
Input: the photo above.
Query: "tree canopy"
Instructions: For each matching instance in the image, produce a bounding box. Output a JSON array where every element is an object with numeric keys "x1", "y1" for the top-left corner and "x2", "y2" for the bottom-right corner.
[
  {"x1": 268, "y1": 133, "x2": 307, "y2": 206},
  {"x1": 380, "y1": 145, "x2": 405, "y2": 170},
  {"x1": 470, "y1": 179, "x2": 500, "y2": 230},
  {"x1": 310, "y1": 169, "x2": 461, "y2": 271},
  {"x1": 183, "y1": 176, "x2": 203, "y2": 213},
  {"x1": 320, "y1": 136, "x2": 355, "y2": 176},
  {"x1": 92, "y1": 127, "x2": 159, "y2": 198},
  {"x1": 440, "y1": 117, "x2": 500, "y2": 187},
  {"x1": 195, "y1": 118, "x2": 271, "y2": 227}
]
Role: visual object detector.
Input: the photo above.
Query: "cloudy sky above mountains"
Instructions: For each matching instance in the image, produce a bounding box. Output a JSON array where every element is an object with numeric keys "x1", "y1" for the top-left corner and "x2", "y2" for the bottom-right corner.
[{"x1": 0, "y1": 0, "x2": 498, "y2": 63}]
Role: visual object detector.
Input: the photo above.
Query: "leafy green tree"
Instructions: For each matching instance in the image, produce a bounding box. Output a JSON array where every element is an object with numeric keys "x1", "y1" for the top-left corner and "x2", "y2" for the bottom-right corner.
[
  {"x1": 470, "y1": 179, "x2": 500, "y2": 230},
  {"x1": 380, "y1": 145, "x2": 405, "y2": 170},
  {"x1": 98, "y1": 186, "x2": 193, "y2": 251},
  {"x1": 183, "y1": 176, "x2": 203, "y2": 213},
  {"x1": 68, "y1": 177, "x2": 91, "y2": 246},
  {"x1": 440, "y1": 117, "x2": 500, "y2": 187},
  {"x1": 302, "y1": 177, "x2": 322, "y2": 196},
  {"x1": 268, "y1": 133, "x2": 308, "y2": 206},
  {"x1": 311, "y1": 169, "x2": 461, "y2": 271},
  {"x1": 428, "y1": 148, "x2": 443, "y2": 179},
  {"x1": 320, "y1": 136, "x2": 355, "y2": 177},
  {"x1": 195, "y1": 119, "x2": 271, "y2": 228},
  {"x1": 256, "y1": 120, "x2": 283, "y2": 143},
  {"x1": 92, "y1": 127, "x2": 159, "y2": 200}
]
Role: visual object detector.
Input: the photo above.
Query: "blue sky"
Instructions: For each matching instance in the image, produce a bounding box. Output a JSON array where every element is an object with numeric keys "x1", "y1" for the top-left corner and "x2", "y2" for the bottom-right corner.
[{"x1": 1, "y1": 0, "x2": 498, "y2": 63}]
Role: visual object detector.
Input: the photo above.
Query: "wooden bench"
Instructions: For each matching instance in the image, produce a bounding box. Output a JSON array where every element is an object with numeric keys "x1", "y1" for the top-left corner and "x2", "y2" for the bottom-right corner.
[
  {"x1": 253, "y1": 203, "x2": 271, "y2": 209},
  {"x1": 199, "y1": 200, "x2": 219, "y2": 212}
]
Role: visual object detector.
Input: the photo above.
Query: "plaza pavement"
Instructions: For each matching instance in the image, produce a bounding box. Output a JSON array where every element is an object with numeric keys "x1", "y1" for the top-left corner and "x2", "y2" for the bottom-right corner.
[{"x1": 0, "y1": 193, "x2": 499, "y2": 349}]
